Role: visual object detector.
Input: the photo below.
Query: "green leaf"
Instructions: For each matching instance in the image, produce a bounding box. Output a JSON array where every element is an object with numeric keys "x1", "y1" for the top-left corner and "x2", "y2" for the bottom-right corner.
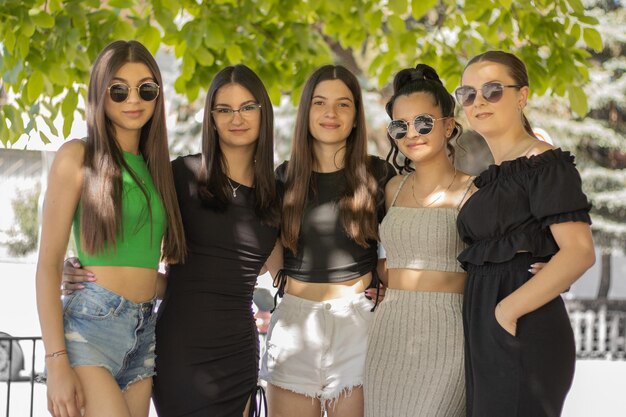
[
  {"x1": 174, "y1": 76, "x2": 187, "y2": 94},
  {"x1": 40, "y1": 131, "x2": 51, "y2": 145},
  {"x1": 583, "y1": 27, "x2": 603, "y2": 52},
  {"x1": 181, "y1": 52, "x2": 196, "y2": 81},
  {"x1": 388, "y1": 0, "x2": 407, "y2": 16},
  {"x1": 387, "y1": 14, "x2": 405, "y2": 33},
  {"x1": 27, "y1": 71, "x2": 45, "y2": 104},
  {"x1": 62, "y1": 89, "x2": 78, "y2": 119},
  {"x1": 137, "y1": 25, "x2": 161, "y2": 53},
  {"x1": 576, "y1": 14, "x2": 599, "y2": 25},
  {"x1": 16, "y1": 35, "x2": 31, "y2": 60},
  {"x1": 20, "y1": 20, "x2": 36, "y2": 37},
  {"x1": 161, "y1": 0, "x2": 181, "y2": 14},
  {"x1": 566, "y1": 0, "x2": 584, "y2": 14},
  {"x1": 62, "y1": 114, "x2": 74, "y2": 138},
  {"x1": 29, "y1": 10, "x2": 55, "y2": 28},
  {"x1": 567, "y1": 85, "x2": 588, "y2": 116},
  {"x1": 48, "y1": 0, "x2": 63, "y2": 13},
  {"x1": 570, "y1": 23, "x2": 581, "y2": 41},
  {"x1": 112, "y1": 19, "x2": 136, "y2": 40},
  {"x1": 49, "y1": 64, "x2": 70, "y2": 85},
  {"x1": 42, "y1": 113, "x2": 59, "y2": 137},
  {"x1": 4, "y1": 28, "x2": 16, "y2": 53},
  {"x1": 497, "y1": 0, "x2": 513, "y2": 9},
  {"x1": 411, "y1": 0, "x2": 437, "y2": 19},
  {"x1": 108, "y1": 0, "x2": 135, "y2": 7},
  {"x1": 193, "y1": 46, "x2": 215, "y2": 67},
  {"x1": 226, "y1": 44, "x2": 244, "y2": 63}
]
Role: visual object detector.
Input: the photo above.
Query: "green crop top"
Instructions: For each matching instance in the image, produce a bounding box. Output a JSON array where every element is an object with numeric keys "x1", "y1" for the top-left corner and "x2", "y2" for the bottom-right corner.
[{"x1": 72, "y1": 151, "x2": 166, "y2": 269}]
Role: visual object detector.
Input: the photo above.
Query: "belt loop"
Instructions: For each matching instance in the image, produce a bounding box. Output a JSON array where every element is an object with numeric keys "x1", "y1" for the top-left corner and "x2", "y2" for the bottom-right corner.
[{"x1": 113, "y1": 297, "x2": 125, "y2": 317}]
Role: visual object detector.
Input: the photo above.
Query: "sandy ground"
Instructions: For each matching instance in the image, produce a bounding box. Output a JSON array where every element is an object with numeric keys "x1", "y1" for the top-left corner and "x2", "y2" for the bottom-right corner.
[{"x1": 1, "y1": 261, "x2": 624, "y2": 417}]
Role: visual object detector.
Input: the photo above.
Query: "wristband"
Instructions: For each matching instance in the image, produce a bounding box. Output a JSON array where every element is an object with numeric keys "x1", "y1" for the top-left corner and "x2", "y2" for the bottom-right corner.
[{"x1": 45, "y1": 350, "x2": 67, "y2": 359}]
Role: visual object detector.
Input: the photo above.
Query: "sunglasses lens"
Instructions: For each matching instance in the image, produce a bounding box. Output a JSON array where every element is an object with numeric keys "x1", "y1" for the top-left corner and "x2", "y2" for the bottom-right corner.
[
  {"x1": 109, "y1": 84, "x2": 129, "y2": 103},
  {"x1": 414, "y1": 115, "x2": 435, "y2": 135},
  {"x1": 455, "y1": 87, "x2": 476, "y2": 106},
  {"x1": 387, "y1": 120, "x2": 408, "y2": 140},
  {"x1": 482, "y1": 82, "x2": 504, "y2": 103},
  {"x1": 139, "y1": 83, "x2": 159, "y2": 101}
]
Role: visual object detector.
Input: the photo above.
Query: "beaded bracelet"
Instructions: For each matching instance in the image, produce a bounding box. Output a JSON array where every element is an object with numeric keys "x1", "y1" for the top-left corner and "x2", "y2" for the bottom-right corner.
[{"x1": 45, "y1": 350, "x2": 67, "y2": 359}]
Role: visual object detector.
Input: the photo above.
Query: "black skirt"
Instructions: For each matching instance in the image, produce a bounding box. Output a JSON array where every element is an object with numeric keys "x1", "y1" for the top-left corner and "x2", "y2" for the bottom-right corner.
[{"x1": 152, "y1": 263, "x2": 260, "y2": 417}]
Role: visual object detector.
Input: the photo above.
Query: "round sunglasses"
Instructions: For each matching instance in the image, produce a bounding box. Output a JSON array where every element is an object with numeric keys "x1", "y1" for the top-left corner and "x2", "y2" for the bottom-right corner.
[
  {"x1": 387, "y1": 114, "x2": 449, "y2": 140},
  {"x1": 454, "y1": 82, "x2": 522, "y2": 107},
  {"x1": 107, "y1": 82, "x2": 160, "y2": 103}
]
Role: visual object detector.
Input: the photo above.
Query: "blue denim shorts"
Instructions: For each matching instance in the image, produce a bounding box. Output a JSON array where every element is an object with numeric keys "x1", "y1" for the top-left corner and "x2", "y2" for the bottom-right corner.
[{"x1": 62, "y1": 282, "x2": 157, "y2": 390}]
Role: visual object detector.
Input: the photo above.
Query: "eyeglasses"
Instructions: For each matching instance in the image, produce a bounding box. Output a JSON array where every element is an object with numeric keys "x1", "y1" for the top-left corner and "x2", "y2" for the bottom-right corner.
[
  {"x1": 387, "y1": 114, "x2": 449, "y2": 140},
  {"x1": 107, "y1": 82, "x2": 160, "y2": 103},
  {"x1": 211, "y1": 104, "x2": 262, "y2": 118},
  {"x1": 454, "y1": 82, "x2": 522, "y2": 106}
]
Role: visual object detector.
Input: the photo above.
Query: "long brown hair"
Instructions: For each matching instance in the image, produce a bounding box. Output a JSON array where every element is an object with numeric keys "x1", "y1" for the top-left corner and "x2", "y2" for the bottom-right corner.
[
  {"x1": 386, "y1": 64, "x2": 463, "y2": 174},
  {"x1": 81, "y1": 40, "x2": 186, "y2": 263},
  {"x1": 281, "y1": 65, "x2": 379, "y2": 253},
  {"x1": 465, "y1": 50, "x2": 536, "y2": 137},
  {"x1": 197, "y1": 65, "x2": 280, "y2": 227}
]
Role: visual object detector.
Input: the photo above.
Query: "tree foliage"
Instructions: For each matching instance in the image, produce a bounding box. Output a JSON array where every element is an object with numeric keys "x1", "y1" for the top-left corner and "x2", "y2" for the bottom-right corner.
[
  {"x1": 528, "y1": 0, "x2": 626, "y2": 252},
  {"x1": 0, "y1": 0, "x2": 602, "y2": 145},
  {"x1": 3, "y1": 185, "x2": 40, "y2": 257}
]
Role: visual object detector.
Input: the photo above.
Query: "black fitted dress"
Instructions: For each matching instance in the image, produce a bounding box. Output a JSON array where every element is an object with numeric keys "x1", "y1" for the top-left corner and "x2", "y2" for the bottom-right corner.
[
  {"x1": 456, "y1": 149, "x2": 592, "y2": 417},
  {"x1": 153, "y1": 155, "x2": 279, "y2": 417}
]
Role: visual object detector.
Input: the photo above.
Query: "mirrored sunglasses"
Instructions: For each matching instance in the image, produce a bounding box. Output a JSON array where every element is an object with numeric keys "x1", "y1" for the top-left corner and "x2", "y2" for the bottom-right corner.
[
  {"x1": 108, "y1": 82, "x2": 160, "y2": 103},
  {"x1": 454, "y1": 82, "x2": 522, "y2": 107},
  {"x1": 387, "y1": 114, "x2": 448, "y2": 140}
]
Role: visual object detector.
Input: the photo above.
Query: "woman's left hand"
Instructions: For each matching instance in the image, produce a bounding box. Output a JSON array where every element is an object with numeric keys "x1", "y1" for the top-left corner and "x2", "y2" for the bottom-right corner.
[{"x1": 495, "y1": 301, "x2": 517, "y2": 336}]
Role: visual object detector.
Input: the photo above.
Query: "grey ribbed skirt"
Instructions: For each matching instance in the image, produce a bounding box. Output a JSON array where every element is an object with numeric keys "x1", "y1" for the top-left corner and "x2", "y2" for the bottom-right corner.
[{"x1": 364, "y1": 289, "x2": 465, "y2": 417}]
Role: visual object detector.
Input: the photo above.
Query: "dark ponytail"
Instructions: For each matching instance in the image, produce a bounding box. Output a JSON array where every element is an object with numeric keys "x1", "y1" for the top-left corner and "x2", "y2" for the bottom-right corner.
[{"x1": 385, "y1": 64, "x2": 462, "y2": 173}]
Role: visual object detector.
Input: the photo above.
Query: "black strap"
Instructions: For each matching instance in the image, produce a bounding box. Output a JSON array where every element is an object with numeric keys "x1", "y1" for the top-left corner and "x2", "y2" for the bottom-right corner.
[
  {"x1": 248, "y1": 385, "x2": 267, "y2": 417},
  {"x1": 271, "y1": 270, "x2": 287, "y2": 313}
]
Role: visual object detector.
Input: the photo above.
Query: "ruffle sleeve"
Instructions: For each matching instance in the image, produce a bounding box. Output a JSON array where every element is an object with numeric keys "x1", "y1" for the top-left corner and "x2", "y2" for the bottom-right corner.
[{"x1": 525, "y1": 149, "x2": 592, "y2": 227}]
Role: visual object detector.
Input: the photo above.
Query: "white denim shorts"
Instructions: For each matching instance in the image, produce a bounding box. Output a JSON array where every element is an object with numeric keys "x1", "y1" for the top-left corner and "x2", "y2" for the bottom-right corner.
[{"x1": 260, "y1": 292, "x2": 374, "y2": 403}]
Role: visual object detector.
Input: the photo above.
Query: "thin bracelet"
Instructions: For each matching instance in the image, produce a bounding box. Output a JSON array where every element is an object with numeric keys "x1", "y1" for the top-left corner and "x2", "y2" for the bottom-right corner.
[{"x1": 45, "y1": 349, "x2": 67, "y2": 359}]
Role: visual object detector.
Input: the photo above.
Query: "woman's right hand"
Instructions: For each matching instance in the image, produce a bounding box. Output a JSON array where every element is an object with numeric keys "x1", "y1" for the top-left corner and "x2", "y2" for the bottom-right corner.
[
  {"x1": 46, "y1": 358, "x2": 85, "y2": 417},
  {"x1": 62, "y1": 257, "x2": 95, "y2": 295}
]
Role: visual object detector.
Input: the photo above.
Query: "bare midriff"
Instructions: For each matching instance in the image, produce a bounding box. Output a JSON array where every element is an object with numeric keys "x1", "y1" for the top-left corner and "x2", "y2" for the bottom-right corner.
[
  {"x1": 387, "y1": 269, "x2": 466, "y2": 294},
  {"x1": 83, "y1": 265, "x2": 158, "y2": 303},
  {"x1": 284, "y1": 272, "x2": 372, "y2": 301}
]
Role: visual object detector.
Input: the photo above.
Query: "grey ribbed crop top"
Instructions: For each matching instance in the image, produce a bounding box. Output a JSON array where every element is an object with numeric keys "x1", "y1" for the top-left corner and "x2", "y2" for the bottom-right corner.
[{"x1": 380, "y1": 174, "x2": 471, "y2": 273}]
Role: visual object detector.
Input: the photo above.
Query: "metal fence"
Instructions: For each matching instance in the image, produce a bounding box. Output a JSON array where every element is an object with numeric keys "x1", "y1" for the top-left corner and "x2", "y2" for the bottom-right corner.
[
  {"x1": 0, "y1": 335, "x2": 43, "y2": 417},
  {"x1": 569, "y1": 305, "x2": 626, "y2": 360}
]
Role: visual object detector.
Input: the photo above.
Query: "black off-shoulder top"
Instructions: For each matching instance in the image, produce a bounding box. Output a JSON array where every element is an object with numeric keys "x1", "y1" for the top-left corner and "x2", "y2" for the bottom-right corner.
[{"x1": 456, "y1": 148, "x2": 592, "y2": 268}]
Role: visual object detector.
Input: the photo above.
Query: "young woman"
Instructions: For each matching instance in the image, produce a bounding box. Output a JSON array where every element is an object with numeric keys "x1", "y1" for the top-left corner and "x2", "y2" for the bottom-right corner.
[
  {"x1": 36, "y1": 40, "x2": 186, "y2": 417},
  {"x1": 150, "y1": 64, "x2": 281, "y2": 417},
  {"x1": 61, "y1": 64, "x2": 281, "y2": 417},
  {"x1": 363, "y1": 64, "x2": 472, "y2": 417},
  {"x1": 260, "y1": 65, "x2": 395, "y2": 417},
  {"x1": 455, "y1": 50, "x2": 595, "y2": 417}
]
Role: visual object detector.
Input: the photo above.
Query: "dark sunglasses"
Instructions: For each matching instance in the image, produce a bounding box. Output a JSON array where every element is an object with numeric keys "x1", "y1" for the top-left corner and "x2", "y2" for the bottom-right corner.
[
  {"x1": 387, "y1": 114, "x2": 449, "y2": 140},
  {"x1": 454, "y1": 82, "x2": 522, "y2": 106},
  {"x1": 107, "y1": 82, "x2": 160, "y2": 103}
]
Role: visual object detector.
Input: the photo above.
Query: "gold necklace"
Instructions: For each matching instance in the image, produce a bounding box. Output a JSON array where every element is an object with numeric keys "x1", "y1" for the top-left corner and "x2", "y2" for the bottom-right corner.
[
  {"x1": 227, "y1": 178, "x2": 242, "y2": 198},
  {"x1": 411, "y1": 168, "x2": 457, "y2": 208}
]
